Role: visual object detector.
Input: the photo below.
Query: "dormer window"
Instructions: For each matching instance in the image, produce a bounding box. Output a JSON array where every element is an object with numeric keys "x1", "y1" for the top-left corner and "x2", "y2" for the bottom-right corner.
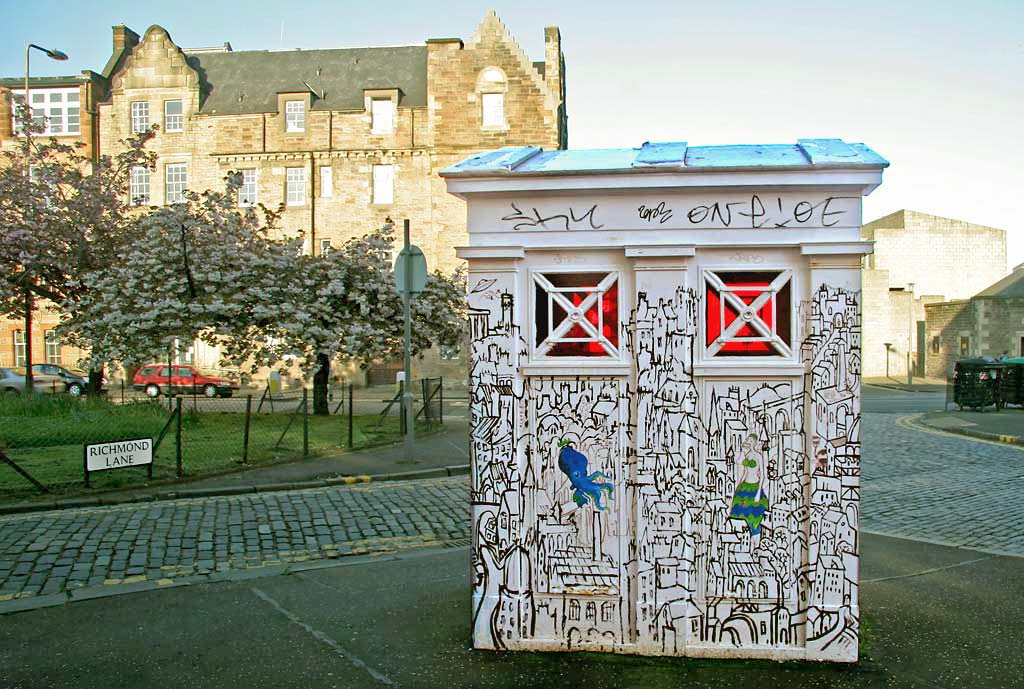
[
  {"x1": 285, "y1": 100, "x2": 305, "y2": 132},
  {"x1": 371, "y1": 98, "x2": 394, "y2": 134}
]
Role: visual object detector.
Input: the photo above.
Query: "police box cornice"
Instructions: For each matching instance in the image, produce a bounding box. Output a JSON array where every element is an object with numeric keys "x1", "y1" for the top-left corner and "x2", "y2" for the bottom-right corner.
[{"x1": 443, "y1": 139, "x2": 888, "y2": 238}]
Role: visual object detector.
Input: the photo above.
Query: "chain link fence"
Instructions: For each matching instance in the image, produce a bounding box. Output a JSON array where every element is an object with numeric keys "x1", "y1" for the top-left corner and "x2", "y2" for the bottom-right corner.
[{"x1": 0, "y1": 378, "x2": 444, "y2": 503}]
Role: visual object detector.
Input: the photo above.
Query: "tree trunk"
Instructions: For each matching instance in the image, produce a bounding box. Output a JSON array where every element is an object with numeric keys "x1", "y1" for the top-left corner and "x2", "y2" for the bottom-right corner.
[
  {"x1": 313, "y1": 352, "x2": 330, "y2": 416},
  {"x1": 88, "y1": 366, "x2": 104, "y2": 396}
]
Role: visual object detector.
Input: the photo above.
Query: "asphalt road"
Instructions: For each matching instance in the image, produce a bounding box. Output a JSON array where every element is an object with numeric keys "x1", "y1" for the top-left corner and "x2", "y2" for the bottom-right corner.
[
  {"x1": 2, "y1": 382, "x2": 1021, "y2": 688},
  {"x1": 2, "y1": 533, "x2": 1022, "y2": 689}
]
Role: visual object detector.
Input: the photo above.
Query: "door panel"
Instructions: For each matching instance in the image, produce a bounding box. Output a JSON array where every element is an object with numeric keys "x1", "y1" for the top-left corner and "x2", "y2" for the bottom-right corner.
[
  {"x1": 526, "y1": 376, "x2": 627, "y2": 649},
  {"x1": 694, "y1": 378, "x2": 807, "y2": 649}
]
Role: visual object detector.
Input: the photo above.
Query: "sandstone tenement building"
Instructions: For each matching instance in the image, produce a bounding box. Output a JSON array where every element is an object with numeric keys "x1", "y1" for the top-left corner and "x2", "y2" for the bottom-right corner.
[
  {"x1": 96, "y1": 13, "x2": 565, "y2": 272},
  {"x1": 860, "y1": 210, "x2": 1006, "y2": 379},
  {"x1": 0, "y1": 12, "x2": 567, "y2": 378}
]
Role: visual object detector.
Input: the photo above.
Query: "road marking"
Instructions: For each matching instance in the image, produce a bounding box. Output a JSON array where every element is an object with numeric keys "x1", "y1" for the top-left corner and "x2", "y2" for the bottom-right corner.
[
  {"x1": 445, "y1": 437, "x2": 469, "y2": 458},
  {"x1": 895, "y1": 414, "x2": 1024, "y2": 452},
  {"x1": 862, "y1": 555, "x2": 999, "y2": 584},
  {"x1": 251, "y1": 587, "x2": 395, "y2": 686}
]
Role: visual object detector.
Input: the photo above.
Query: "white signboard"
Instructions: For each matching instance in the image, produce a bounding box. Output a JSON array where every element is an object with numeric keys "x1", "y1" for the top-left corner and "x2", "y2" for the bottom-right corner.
[{"x1": 85, "y1": 438, "x2": 153, "y2": 472}]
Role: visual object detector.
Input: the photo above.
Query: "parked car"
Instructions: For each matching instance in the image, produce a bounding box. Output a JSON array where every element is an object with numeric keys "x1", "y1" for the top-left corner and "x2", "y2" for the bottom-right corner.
[
  {"x1": 132, "y1": 364, "x2": 238, "y2": 398},
  {"x1": 31, "y1": 364, "x2": 105, "y2": 396},
  {"x1": 0, "y1": 367, "x2": 65, "y2": 395}
]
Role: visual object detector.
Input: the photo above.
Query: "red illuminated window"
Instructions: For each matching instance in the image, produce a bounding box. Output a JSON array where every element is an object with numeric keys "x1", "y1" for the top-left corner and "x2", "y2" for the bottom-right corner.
[
  {"x1": 705, "y1": 270, "x2": 792, "y2": 357},
  {"x1": 534, "y1": 271, "x2": 619, "y2": 357}
]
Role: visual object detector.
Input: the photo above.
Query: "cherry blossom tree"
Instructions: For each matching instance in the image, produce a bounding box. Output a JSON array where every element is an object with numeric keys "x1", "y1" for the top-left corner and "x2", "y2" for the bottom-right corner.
[
  {"x1": 219, "y1": 223, "x2": 466, "y2": 414},
  {"x1": 62, "y1": 178, "x2": 466, "y2": 414},
  {"x1": 0, "y1": 98, "x2": 155, "y2": 391},
  {"x1": 59, "y1": 175, "x2": 296, "y2": 370}
]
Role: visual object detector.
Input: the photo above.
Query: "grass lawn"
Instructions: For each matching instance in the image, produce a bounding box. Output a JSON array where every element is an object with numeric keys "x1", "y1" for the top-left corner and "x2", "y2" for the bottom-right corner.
[{"x1": 0, "y1": 395, "x2": 436, "y2": 503}]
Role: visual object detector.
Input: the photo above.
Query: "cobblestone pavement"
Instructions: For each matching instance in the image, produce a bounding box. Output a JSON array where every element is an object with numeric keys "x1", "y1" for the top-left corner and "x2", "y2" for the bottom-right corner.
[
  {"x1": 862, "y1": 412, "x2": 1024, "y2": 555},
  {"x1": 0, "y1": 477, "x2": 469, "y2": 604},
  {"x1": 2, "y1": 412, "x2": 1021, "y2": 608}
]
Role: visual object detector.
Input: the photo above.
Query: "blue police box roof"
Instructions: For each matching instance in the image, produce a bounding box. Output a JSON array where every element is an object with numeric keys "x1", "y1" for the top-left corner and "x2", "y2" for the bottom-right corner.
[{"x1": 441, "y1": 139, "x2": 889, "y2": 177}]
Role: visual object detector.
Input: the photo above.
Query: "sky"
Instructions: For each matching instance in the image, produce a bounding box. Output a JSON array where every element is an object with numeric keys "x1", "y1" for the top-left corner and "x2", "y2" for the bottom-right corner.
[{"x1": 5, "y1": 0, "x2": 1023, "y2": 271}]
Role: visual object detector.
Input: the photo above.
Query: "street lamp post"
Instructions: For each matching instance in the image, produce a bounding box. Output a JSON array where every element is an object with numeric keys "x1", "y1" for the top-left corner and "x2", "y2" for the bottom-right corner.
[{"x1": 21, "y1": 43, "x2": 68, "y2": 393}]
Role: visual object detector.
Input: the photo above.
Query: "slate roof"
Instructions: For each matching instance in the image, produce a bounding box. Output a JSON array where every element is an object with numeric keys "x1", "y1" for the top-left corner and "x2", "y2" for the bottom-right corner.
[
  {"x1": 183, "y1": 46, "x2": 428, "y2": 115},
  {"x1": 442, "y1": 139, "x2": 889, "y2": 176},
  {"x1": 975, "y1": 265, "x2": 1024, "y2": 298}
]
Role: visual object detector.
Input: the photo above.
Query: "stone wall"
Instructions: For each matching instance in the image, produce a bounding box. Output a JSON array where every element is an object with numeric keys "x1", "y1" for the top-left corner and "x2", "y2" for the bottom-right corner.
[
  {"x1": 863, "y1": 210, "x2": 1006, "y2": 301},
  {"x1": 924, "y1": 300, "x2": 973, "y2": 379},
  {"x1": 98, "y1": 18, "x2": 563, "y2": 271},
  {"x1": 860, "y1": 210, "x2": 1007, "y2": 377},
  {"x1": 861, "y1": 268, "x2": 928, "y2": 378},
  {"x1": 974, "y1": 297, "x2": 1024, "y2": 359}
]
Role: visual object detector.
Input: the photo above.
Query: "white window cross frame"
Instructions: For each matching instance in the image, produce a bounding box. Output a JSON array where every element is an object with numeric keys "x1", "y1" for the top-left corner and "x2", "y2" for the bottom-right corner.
[
  {"x1": 371, "y1": 98, "x2": 394, "y2": 134},
  {"x1": 533, "y1": 271, "x2": 619, "y2": 357},
  {"x1": 131, "y1": 101, "x2": 149, "y2": 134},
  {"x1": 705, "y1": 269, "x2": 793, "y2": 358},
  {"x1": 285, "y1": 101, "x2": 305, "y2": 132},
  {"x1": 164, "y1": 100, "x2": 183, "y2": 132}
]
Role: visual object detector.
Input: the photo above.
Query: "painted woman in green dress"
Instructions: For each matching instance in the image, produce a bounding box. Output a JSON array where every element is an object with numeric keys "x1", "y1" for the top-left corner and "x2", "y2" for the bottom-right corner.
[{"x1": 729, "y1": 434, "x2": 770, "y2": 548}]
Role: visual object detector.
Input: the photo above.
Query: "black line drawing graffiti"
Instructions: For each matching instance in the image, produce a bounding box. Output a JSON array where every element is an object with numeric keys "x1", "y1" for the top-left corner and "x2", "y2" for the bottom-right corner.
[
  {"x1": 467, "y1": 271, "x2": 861, "y2": 659},
  {"x1": 638, "y1": 202, "x2": 674, "y2": 225},
  {"x1": 501, "y1": 203, "x2": 605, "y2": 232},
  {"x1": 685, "y1": 195, "x2": 855, "y2": 229},
  {"x1": 471, "y1": 278, "x2": 499, "y2": 294}
]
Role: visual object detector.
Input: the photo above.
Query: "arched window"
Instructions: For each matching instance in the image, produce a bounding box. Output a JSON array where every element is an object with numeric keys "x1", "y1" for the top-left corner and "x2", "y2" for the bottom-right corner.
[{"x1": 477, "y1": 67, "x2": 507, "y2": 129}]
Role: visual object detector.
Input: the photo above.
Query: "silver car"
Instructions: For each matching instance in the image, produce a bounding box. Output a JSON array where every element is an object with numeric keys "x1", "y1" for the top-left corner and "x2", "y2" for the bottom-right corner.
[{"x1": 0, "y1": 367, "x2": 64, "y2": 395}]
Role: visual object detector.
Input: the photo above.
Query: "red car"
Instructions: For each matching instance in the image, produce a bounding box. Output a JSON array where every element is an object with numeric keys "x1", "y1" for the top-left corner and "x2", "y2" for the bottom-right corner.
[{"x1": 132, "y1": 364, "x2": 238, "y2": 398}]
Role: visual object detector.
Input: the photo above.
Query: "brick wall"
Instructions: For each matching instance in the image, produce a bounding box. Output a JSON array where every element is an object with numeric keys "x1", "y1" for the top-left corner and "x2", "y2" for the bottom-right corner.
[{"x1": 0, "y1": 308, "x2": 87, "y2": 371}]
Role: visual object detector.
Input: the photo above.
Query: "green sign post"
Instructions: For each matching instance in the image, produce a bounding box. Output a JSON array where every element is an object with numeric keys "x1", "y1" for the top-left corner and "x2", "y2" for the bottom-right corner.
[{"x1": 393, "y1": 219, "x2": 427, "y2": 463}]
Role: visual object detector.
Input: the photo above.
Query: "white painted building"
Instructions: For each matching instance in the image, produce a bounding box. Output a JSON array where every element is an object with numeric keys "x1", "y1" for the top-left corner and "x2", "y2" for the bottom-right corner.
[{"x1": 445, "y1": 138, "x2": 886, "y2": 661}]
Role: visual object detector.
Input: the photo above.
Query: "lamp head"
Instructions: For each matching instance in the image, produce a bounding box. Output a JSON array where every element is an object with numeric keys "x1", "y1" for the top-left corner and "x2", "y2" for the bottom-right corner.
[{"x1": 46, "y1": 49, "x2": 69, "y2": 61}]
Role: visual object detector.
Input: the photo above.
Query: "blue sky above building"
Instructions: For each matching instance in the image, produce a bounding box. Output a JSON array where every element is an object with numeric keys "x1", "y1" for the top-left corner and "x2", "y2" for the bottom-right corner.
[{"x1": 4, "y1": 0, "x2": 1022, "y2": 266}]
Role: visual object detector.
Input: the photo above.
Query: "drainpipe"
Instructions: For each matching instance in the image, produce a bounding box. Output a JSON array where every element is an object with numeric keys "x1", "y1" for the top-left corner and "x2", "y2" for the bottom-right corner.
[{"x1": 309, "y1": 152, "x2": 315, "y2": 255}]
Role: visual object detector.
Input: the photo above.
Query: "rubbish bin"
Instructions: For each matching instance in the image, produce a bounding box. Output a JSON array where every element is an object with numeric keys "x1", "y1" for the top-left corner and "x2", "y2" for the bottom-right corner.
[
  {"x1": 444, "y1": 138, "x2": 887, "y2": 663},
  {"x1": 953, "y1": 359, "x2": 1005, "y2": 411},
  {"x1": 998, "y1": 358, "x2": 1024, "y2": 408}
]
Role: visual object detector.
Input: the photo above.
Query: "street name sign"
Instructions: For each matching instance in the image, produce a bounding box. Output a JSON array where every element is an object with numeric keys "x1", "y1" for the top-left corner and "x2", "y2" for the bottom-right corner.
[
  {"x1": 84, "y1": 438, "x2": 153, "y2": 485},
  {"x1": 85, "y1": 438, "x2": 153, "y2": 470}
]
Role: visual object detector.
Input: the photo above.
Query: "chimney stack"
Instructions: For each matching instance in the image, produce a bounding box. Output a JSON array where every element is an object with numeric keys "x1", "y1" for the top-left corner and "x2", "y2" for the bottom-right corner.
[{"x1": 112, "y1": 25, "x2": 140, "y2": 54}]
